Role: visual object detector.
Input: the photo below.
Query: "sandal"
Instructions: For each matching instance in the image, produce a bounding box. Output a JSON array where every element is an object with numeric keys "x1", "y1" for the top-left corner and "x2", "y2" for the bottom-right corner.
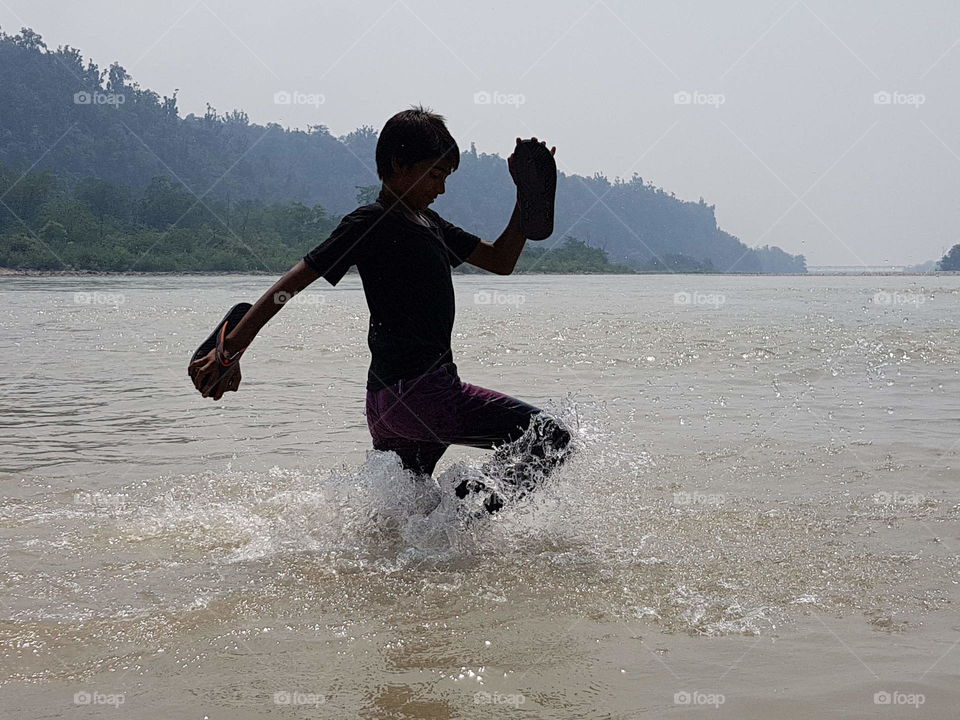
[
  {"x1": 513, "y1": 139, "x2": 557, "y2": 240},
  {"x1": 188, "y1": 302, "x2": 251, "y2": 396}
]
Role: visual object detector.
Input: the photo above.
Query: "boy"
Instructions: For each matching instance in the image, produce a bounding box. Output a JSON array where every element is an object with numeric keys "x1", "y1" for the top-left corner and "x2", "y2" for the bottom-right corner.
[{"x1": 190, "y1": 106, "x2": 572, "y2": 513}]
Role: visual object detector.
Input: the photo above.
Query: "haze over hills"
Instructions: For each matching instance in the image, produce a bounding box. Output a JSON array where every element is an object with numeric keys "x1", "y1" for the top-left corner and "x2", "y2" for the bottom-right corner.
[{"x1": 0, "y1": 27, "x2": 805, "y2": 273}]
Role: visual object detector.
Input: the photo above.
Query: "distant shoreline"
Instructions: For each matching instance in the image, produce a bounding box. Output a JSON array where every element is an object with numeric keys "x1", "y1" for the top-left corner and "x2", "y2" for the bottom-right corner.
[{"x1": 3, "y1": 268, "x2": 957, "y2": 278}]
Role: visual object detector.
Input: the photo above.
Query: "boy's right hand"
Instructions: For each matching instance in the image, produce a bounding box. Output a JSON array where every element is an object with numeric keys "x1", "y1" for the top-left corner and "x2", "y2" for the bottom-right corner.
[
  {"x1": 189, "y1": 349, "x2": 242, "y2": 400},
  {"x1": 508, "y1": 137, "x2": 557, "y2": 186}
]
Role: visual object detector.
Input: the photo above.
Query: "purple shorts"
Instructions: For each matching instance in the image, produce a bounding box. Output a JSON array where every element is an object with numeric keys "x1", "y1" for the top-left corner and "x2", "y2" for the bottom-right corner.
[{"x1": 365, "y1": 362, "x2": 543, "y2": 476}]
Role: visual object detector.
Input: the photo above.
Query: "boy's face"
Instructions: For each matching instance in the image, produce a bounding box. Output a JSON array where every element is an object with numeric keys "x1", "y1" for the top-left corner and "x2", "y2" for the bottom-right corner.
[{"x1": 386, "y1": 157, "x2": 454, "y2": 211}]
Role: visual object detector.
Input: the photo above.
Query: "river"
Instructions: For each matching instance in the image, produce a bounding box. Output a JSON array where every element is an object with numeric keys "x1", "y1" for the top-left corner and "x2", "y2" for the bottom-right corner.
[{"x1": 1, "y1": 273, "x2": 957, "y2": 718}]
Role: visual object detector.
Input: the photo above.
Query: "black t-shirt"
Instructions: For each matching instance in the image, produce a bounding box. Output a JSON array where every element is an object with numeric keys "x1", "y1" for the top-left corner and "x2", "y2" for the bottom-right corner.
[{"x1": 303, "y1": 190, "x2": 482, "y2": 391}]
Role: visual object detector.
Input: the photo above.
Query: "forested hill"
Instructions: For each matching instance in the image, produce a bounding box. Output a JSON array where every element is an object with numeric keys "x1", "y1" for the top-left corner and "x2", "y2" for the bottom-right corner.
[{"x1": 0, "y1": 27, "x2": 805, "y2": 273}]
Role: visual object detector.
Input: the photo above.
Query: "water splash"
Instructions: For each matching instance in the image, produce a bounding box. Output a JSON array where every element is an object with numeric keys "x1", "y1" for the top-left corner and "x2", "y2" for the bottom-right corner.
[{"x1": 0, "y1": 400, "x2": 937, "y2": 638}]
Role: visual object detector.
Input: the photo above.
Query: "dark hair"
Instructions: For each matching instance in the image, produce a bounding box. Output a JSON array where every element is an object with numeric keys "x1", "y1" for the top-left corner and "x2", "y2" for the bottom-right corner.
[{"x1": 375, "y1": 105, "x2": 460, "y2": 180}]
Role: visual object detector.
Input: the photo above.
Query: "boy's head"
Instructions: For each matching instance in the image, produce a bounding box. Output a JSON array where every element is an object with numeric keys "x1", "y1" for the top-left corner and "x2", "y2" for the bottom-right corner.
[{"x1": 376, "y1": 105, "x2": 460, "y2": 211}]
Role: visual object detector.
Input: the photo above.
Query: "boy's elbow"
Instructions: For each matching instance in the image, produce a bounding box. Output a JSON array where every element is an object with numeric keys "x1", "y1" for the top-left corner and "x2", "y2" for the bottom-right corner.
[{"x1": 495, "y1": 254, "x2": 517, "y2": 275}]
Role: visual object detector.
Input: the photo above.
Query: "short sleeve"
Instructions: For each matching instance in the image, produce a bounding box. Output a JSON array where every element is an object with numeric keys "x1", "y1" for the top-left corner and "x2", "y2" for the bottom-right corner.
[
  {"x1": 303, "y1": 207, "x2": 379, "y2": 285},
  {"x1": 428, "y1": 212, "x2": 482, "y2": 268}
]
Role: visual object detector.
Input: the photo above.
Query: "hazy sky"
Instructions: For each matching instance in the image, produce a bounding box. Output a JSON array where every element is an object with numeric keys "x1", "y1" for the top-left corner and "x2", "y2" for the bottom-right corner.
[{"x1": 2, "y1": 0, "x2": 957, "y2": 265}]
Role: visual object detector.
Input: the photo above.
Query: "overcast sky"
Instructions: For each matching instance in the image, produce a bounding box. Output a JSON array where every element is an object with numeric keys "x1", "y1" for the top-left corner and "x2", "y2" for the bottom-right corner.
[{"x1": 2, "y1": 0, "x2": 957, "y2": 265}]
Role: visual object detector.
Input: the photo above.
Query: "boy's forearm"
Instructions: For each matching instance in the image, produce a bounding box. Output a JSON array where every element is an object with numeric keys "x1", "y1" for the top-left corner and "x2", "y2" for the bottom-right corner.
[
  {"x1": 223, "y1": 260, "x2": 319, "y2": 353},
  {"x1": 493, "y1": 202, "x2": 526, "y2": 274}
]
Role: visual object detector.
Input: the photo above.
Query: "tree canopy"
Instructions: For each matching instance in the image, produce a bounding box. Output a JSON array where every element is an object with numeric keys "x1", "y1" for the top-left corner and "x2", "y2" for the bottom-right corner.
[
  {"x1": 0, "y1": 27, "x2": 806, "y2": 273},
  {"x1": 937, "y1": 244, "x2": 960, "y2": 271}
]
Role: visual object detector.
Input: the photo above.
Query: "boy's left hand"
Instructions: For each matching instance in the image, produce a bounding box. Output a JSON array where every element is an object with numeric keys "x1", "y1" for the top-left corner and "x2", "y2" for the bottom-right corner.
[
  {"x1": 189, "y1": 348, "x2": 242, "y2": 400},
  {"x1": 507, "y1": 136, "x2": 557, "y2": 185}
]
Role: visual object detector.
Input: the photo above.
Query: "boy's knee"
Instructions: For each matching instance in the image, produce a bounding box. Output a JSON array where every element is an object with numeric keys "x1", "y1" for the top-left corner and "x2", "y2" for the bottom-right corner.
[
  {"x1": 550, "y1": 420, "x2": 572, "y2": 451},
  {"x1": 530, "y1": 413, "x2": 572, "y2": 459}
]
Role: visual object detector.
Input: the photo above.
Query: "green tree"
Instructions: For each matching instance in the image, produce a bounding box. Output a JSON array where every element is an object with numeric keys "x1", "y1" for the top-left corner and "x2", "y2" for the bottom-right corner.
[
  {"x1": 39, "y1": 220, "x2": 67, "y2": 242},
  {"x1": 0, "y1": 28, "x2": 807, "y2": 274},
  {"x1": 355, "y1": 185, "x2": 379, "y2": 204},
  {"x1": 937, "y1": 244, "x2": 960, "y2": 271},
  {"x1": 138, "y1": 176, "x2": 202, "y2": 230},
  {"x1": 76, "y1": 177, "x2": 131, "y2": 239}
]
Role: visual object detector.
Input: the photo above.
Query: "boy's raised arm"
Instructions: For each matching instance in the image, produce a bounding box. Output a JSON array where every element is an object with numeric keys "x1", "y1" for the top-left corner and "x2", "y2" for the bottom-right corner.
[{"x1": 466, "y1": 137, "x2": 557, "y2": 275}]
